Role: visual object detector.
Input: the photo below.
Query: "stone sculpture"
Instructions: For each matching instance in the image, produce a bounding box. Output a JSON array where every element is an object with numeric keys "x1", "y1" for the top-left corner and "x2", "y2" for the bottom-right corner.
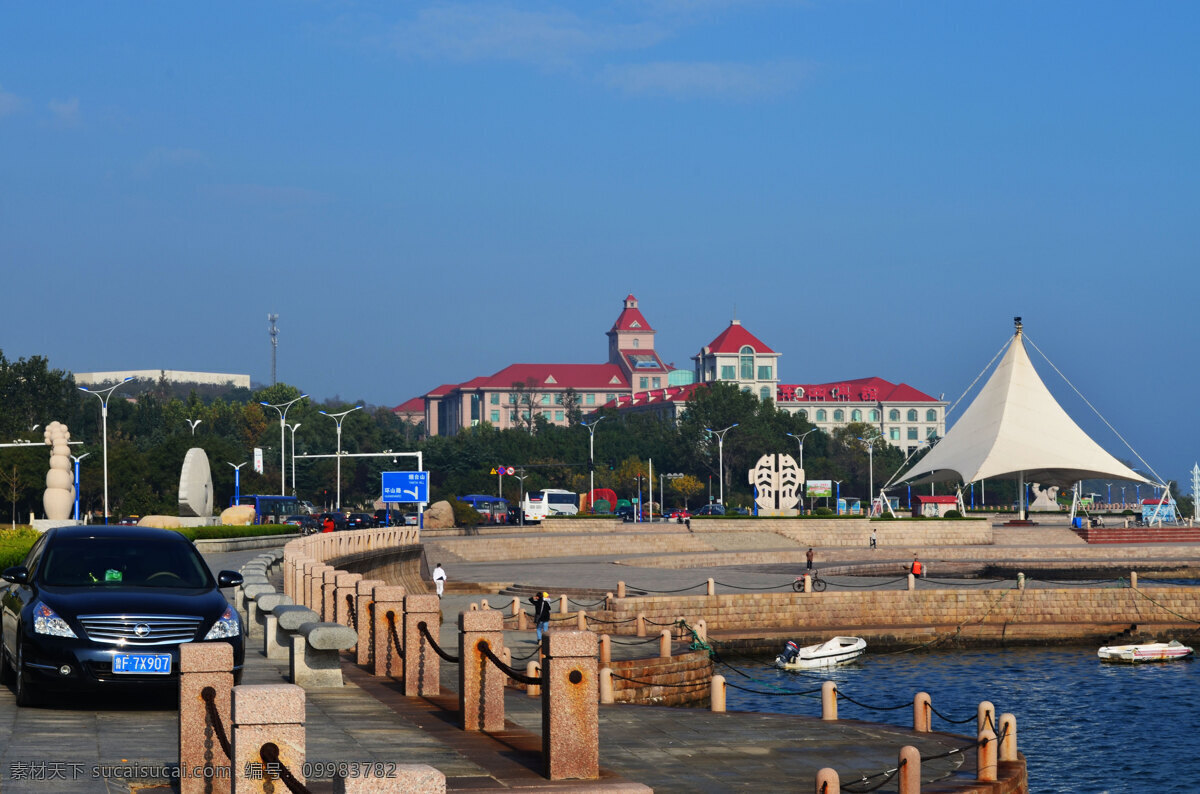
[
  {"x1": 42, "y1": 421, "x2": 74, "y2": 520},
  {"x1": 1029, "y1": 484, "x2": 1061, "y2": 511},
  {"x1": 749, "y1": 453, "x2": 802, "y2": 516},
  {"x1": 178, "y1": 447, "x2": 214, "y2": 517}
]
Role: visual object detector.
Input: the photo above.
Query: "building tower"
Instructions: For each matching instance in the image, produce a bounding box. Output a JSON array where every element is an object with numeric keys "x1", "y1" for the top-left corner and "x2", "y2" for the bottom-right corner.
[{"x1": 269, "y1": 313, "x2": 279, "y2": 385}]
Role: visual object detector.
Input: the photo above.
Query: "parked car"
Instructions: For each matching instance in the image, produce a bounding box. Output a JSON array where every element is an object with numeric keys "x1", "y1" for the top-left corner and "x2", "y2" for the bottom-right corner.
[
  {"x1": 346, "y1": 513, "x2": 375, "y2": 530},
  {"x1": 694, "y1": 504, "x2": 725, "y2": 516},
  {"x1": 729, "y1": 506, "x2": 751, "y2": 516},
  {"x1": 0, "y1": 526, "x2": 245, "y2": 706},
  {"x1": 282, "y1": 515, "x2": 320, "y2": 534},
  {"x1": 373, "y1": 509, "x2": 404, "y2": 526},
  {"x1": 668, "y1": 509, "x2": 691, "y2": 521}
]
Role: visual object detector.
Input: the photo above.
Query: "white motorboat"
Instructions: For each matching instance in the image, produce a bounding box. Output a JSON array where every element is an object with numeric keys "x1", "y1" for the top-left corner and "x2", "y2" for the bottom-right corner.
[
  {"x1": 775, "y1": 637, "x2": 867, "y2": 670},
  {"x1": 1097, "y1": 640, "x2": 1194, "y2": 663}
]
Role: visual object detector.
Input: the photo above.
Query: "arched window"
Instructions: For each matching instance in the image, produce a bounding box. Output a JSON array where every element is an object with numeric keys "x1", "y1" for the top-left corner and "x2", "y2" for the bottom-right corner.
[
  {"x1": 740, "y1": 346, "x2": 755, "y2": 380},
  {"x1": 889, "y1": 409, "x2": 900, "y2": 421},
  {"x1": 833, "y1": 409, "x2": 845, "y2": 422},
  {"x1": 798, "y1": 410, "x2": 808, "y2": 420},
  {"x1": 907, "y1": 409, "x2": 918, "y2": 422},
  {"x1": 926, "y1": 409, "x2": 937, "y2": 422},
  {"x1": 851, "y1": 409, "x2": 862, "y2": 422},
  {"x1": 869, "y1": 409, "x2": 880, "y2": 422},
  {"x1": 760, "y1": 387, "x2": 771, "y2": 402},
  {"x1": 815, "y1": 409, "x2": 827, "y2": 422}
]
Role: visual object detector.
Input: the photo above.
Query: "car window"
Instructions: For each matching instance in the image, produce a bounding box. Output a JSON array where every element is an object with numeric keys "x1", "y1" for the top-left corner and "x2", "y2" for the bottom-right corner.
[
  {"x1": 40, "y1": 537, "x2": 214, "y2": 588},
  {"x1": 22, "y1": 534, "x2": 49, "y2": 574}
]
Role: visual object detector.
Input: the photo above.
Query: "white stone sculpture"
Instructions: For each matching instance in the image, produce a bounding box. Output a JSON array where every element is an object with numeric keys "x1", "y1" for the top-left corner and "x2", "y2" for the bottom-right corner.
[
  {"x1": 748, "y1": 453, "x2": 803, "y2": 516},
  {"x1": 1029, "y1": 483, "x2": 1061, "y2": 511},
  {"x1": 178, "y1": 448, "x2": 214, "y2": 517},
  {"x1": 42, "y1": 421, "x2": 75, "y2": 520}
]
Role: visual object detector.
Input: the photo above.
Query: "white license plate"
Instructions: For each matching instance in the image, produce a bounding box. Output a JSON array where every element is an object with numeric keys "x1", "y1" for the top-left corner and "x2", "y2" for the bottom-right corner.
[{"x1": 112, "y1": 653, "x2": 172, "y2": 674}]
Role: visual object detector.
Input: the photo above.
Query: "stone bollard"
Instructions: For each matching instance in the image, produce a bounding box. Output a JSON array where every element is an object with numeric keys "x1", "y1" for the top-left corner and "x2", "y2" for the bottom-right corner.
[
  {"x1": 913, "y1": 692, "x2": 931, "y2": 732},
  {"x1": 1017, "y1": 572, "x2": 1025, "y2": 590},
  {"x1": 599, "y1": 634, "x2": 611, "y2": 665},
  {"x1": 977, "y1": 725, "x2": 998, "y2": 782},
  {"x1": 559, "y1": 594, "x2": 568, "y2": 614},
  {"x1": 636, "y1": 613, "x2": 646, "y2": 637},
  {"x1": 231, "y1": 684, "x2": 305, "y2": 794},
  {"x1": 469, "y1": 603, "x2": 478, "y2": 611},
  {"x1": 372, "y1": 586, "x2": 407, "y2": 677},
  {"x1": 977, "y1": 700, "x2": 995, "y2": 734},
  {"x1": 804, "y1": 574, "x2": 812, "y2": 593},
  {"x1": 355, "y1": 580, "x2": 386, "y2": 666},
  {"x1": 815, "y1": 768, "x2": 840, "y2": 793},
  {"x1": 577, "y1": 610, "x2": 587, "y2": 630},
  {"x1": 599, "y1": 668, "x2": 614, "y2": 704},
  {"x1": 321, "y1": 569, "x2": 340, "y2": 622},
  {"x1": 617, "y1": 581, "x2": 626, "y2": 598},
  {"x1": 822, "y1": 681, "x2": 837, "y2": 720},
  {"x1": 517, "y1": 611, "x2": 528, "y2": 631},
  {"x1": 898, "y1": 746, "x2": 920, "y2": 794},
  {"x1": 179, "y1": 643, "x2": 234, "y2": 794},
  {"x1": 542, "y1": 631, "x2": 599, "y2": 780},
  {"x1": 333, "y1": 764, "x2": 445, "y2": 793},
  {"x1": 707, "y1": 578, "x2": 715, "y2": 596},
  {"x1": 334, "y1": 573, "x2": 363, "y2": 629},
  {"x1": 710, "y1": 674, "x2": 726, "y2": 713},
  {"x1": 459, "y1": 609, "x2": 505, "y2": 732},
  {"x1": 404, "y1": 594, "x2": 443, "y2": 697},
  {"x1": 907, "y1": 573, "x2": 916, "y2": 591},
  {"x1": 606, "y1": 592, "x2": 614, "y2": 610},
  {"x1": 695, "y1": 620, "x2": 707, "y2": 643},
  {"x1": 659, "y1": 629, "x2": 672, "y2": 658},
  {"x1": 526, "y1": 661, "x2": 541, "y2": 697},
  {"x1": 999, "y1": 713, "x2": 1018, "y2": 762},
  {"x1": 481, "y1": 598, "x2": 489, "y2": 610},
  {"x1": 511, "y1": 597, "x2": 521, "y2": 617},
  {"x1": 1130, "y1": 571, "x2": 1138, "y2": 588}
]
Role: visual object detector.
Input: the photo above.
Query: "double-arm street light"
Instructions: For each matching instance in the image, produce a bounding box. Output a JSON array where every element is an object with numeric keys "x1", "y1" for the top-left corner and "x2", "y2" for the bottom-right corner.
[
  {"x1": 227, "y1": 461, "x2": 248, "y2": 505},
  {"x1": 581, "y1": 415, "x2": 606, "y2": 511},
  {"x1": 288, "y1": 422, "x2": 301, "y2": 497},
  {"x1": 79, "y1": 377, "x2": 133, "y2": 524},
  {"x1": 261, "y1": 394, "x2": 308, "y2": 495},
  {"x1": 786, "y1": 429, "x2": 816, "y2": 472},
  {"x1": 320, "y1": 406, "x2": 361, "y2": 510},
  {"x1": 70, "y1": 452, "x2": 90, "y2": 521},
  {"x1": 705, "y1": 423, "x2": 739, "y2": 506},
  {"x1": 857, "y1": 436, "x2": 875, "y2": 516},
  {"x1": 186, "y1": 418, "x2": 203, "y2": 436}
]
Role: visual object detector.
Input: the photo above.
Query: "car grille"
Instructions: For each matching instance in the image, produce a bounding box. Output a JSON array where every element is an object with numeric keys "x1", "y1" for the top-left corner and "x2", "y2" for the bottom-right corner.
[{"x1": 77, "y1": 614, "x2": 204, "y2": 646}]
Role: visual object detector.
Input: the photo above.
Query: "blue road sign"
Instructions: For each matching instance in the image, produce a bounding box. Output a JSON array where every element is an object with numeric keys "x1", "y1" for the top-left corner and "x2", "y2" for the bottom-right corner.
[{"x1": 382, "y1": 471, "x2": 429, "y2": 503}]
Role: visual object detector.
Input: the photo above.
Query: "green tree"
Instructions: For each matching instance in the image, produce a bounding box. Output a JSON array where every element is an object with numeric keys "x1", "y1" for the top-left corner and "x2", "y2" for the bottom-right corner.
[{"x1": 670, "y1": 474, "x2": 703, "y2": 509}]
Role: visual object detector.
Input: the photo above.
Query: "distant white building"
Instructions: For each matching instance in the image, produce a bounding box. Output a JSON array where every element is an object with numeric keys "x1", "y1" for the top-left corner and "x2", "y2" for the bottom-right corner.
[{"x1": 74, "y1": 370, "x2": 251, "y2": 389}]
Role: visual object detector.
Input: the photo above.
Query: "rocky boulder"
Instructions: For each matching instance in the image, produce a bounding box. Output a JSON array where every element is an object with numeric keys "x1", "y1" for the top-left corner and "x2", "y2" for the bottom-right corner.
[
  {"x1": 220, "y1": 504, "x2": 257, "y2": 526},
  {"x1": 138, "y1": 515, "x2": 182, "y2": 529},
  {"x1": 422, "y1": 500, "x2": 455, "y2": 529}
]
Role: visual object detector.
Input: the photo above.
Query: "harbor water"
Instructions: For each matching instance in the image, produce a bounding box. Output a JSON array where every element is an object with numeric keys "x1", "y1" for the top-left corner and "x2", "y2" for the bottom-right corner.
[{"x1": 725, "y1": 644, "x2": 1200, "y2": 793}]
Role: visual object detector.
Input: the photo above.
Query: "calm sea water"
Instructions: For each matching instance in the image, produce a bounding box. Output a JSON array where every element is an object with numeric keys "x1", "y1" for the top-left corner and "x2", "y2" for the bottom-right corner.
[{"x1": 722, "y1": 645, "x2": 1200, "y2": 793}]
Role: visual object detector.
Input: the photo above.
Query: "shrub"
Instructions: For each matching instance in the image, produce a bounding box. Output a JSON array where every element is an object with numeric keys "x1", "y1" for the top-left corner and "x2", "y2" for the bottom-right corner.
[
  {"x1": 943, "y1": 509, "x2": 963, "y2": 519},
  {"x1": 449, "y1": 498, "x2": 483, "y2": 528},
  {"x1": 813, "y1": 507, "x2": 834, "y2": 516}
]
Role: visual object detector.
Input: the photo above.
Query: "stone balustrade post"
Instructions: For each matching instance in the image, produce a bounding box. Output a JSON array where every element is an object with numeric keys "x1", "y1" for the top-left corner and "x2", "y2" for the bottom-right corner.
[
  {"x1": 404, "y1": 594, "x2": 442, "y2": 696},
  {"x1": 977, "y1": 700, "x2": 995, "y2": 734},
  {"x1": 710, "y1": 674, "x2": 726, "y2": 712},
  {"x1": 898, "y1": 746, "x2": 920, "y2": 794},
  {"x1": 913, "y1": 692, "x2": 931, "y2": 732},
  {"x1": 321, "y1": 569, "x2": 340, "y2": 622},
  {"x1": 907, "y1": 573, "x2": 916, "y2": 591},
  {"x1": 179, "y1": 643, "x2": 234, "y2": 794},
  {"x1": 576, "y1": 610, "x2": 587, "y2": 630},
  {"x1": 355, "y1": 580, "x2": 386, "y2": 666},
  {"x1": 636, "y1": 613, "x2": 646, "y2": 637},
  {"x1": 511, "y1": 597, "x2": 520, "y2": 617},
  {"x1": 815, "y1": 768, "x2": 840, "y2": 793},
  {"x1": 822, "y1": 681, "x2": 837, "y2": 720},
  {"x1": 282, "y1": 557, "x2": 294, "y2": 599},
  {"x1": 599, "y1": 634, "x2": 611, "y2": 665},
  {"x1": 599, "y1": 668, "x2": 613, "y2": 704},
  {"x1": 526, "y1": 662, "x2": 541, "y2": 697},
  {"x1": 372, "y1": 586, "x2": 407, "y2": 677},
  {"x1": 301, "y1": 562, "x2": 318, "y2": 609},
  {"x1": 292, "y1": 558, "x2": 309, "y2": 605},
  {"x1": 559, "y1": 594, "x2": 568, "y2": 614},
  {"x1": 334, "y1": 573, "x2": 362, "y2": 628},
  {"x1": 230, "y1": 684, "x2": 305, "y2": 794},
  {"x1": 459, "y1": 609, "x2": 505, "y2": 732},
  {"x1": 308, "y1": 564, "x2": 331, "y2": 614},
  {"x1": 977, "y1": 726, "x2": 997, "y2": 782},
  {"x1": 707, "y1": 578, "x2": 715, "y2": 596},
  {"x1": 659, "y1": 629, "x2": 672, "y2": 658},
  {"x1": 999, "y1": 713, "x2": 1018, "y2": 762},
  {"x1": 617, "y1": 581, "x2": 626, "y2": 598},
  {"x1": 542, "y1": 631, "x2": 599, "y2": 780}
]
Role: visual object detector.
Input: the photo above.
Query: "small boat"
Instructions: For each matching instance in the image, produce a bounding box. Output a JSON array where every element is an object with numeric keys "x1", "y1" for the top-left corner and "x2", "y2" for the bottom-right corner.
[
  {"x1": 775, "y1": 637, "x2": 867, "y2": 670},
  {"x1": 1097, "y1": 640, "x2": 1194, "y2": 663}
]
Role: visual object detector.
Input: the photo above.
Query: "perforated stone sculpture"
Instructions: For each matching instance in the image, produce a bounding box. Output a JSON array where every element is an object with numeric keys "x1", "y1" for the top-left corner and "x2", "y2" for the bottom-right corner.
[
  {"x1": 178, "y1": 447, "x2": 214, "y2": 517},
  {"x1": 42, "y1": 421, "x2": 75, "y2": 520},
  {"x1": 749, "y1": 453, "x2": 802, "y2": 516},
  {"x1": 1029, "y1": 484, "x2": 1061, "y2": 511}
]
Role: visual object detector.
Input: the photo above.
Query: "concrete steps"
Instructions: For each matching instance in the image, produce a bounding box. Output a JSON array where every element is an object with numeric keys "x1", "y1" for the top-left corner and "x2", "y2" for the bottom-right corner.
[{"x1": 1074, "y1": 526, "x2": 1200, "y2": 544}]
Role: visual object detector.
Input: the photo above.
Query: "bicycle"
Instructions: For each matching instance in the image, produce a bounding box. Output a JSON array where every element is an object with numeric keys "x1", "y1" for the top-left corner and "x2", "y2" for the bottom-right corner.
[{"x1": 792, "y1": 572, "x2": 827, "y2": 592}]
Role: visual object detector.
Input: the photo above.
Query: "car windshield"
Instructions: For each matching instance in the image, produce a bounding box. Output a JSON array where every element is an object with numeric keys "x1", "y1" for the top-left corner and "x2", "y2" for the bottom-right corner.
[{"x1": 39, "y1": 537, "x2": 213, "y2": 588}]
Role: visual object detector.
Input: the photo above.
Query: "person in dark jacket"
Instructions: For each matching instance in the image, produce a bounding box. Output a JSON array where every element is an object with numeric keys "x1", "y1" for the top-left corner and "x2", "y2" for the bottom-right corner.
[{"x1": 530, "y1": 591, "x2": 552, "y2": 645}]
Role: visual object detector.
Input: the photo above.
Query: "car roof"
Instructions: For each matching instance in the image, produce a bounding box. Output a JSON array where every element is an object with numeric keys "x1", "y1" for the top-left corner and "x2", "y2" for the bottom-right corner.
[{"x1": 47, "y1": 525, "x2": 192, "y2": 543}]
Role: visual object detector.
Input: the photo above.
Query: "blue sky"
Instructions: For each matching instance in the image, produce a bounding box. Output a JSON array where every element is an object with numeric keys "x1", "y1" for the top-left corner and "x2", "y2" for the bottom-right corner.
[{"x1": 2, "y1": 1, "x2": 1198, "y2": 489}]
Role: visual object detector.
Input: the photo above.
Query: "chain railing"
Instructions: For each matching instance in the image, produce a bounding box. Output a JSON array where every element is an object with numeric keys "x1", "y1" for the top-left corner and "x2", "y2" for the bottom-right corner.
[
  {"x1": 259, "y1": 741, "x2": 310, "y2": 794},
  {"x1": 200, "y1": 686, "x2": 232, "y2": 758},
  {"x1": 417, "y1": 621, "x2": 460, "y2": 663},
  {"x1": 477, "y1": 640, "x2": 541, "y2": 685}
]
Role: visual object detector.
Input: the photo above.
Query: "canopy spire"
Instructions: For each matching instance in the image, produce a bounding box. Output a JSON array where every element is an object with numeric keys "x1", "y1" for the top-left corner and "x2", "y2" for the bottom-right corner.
[{"x1": 1014, "y1": 316, "x2": 1023, "y2": 336}]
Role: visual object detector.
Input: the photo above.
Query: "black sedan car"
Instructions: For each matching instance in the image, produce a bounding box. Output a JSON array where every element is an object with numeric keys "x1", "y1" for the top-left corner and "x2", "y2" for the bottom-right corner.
[
  {"x1": 0, "y1": 526, "x2": 244, "y2": 706},
  {"x1": 345, "y1": 512, "x2": 375, "y2": 529}
]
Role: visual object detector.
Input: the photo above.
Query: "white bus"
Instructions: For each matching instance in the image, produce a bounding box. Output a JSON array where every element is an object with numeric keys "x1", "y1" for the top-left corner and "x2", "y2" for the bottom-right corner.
[{"x1": 522, "y1": 489, "x2": 579, "y2": 521}]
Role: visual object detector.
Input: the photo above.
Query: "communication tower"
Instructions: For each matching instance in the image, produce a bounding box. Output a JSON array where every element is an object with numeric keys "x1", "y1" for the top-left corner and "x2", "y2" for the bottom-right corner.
[{"x1": 269, "y1": 313, "x2": 279, "y2": 385}]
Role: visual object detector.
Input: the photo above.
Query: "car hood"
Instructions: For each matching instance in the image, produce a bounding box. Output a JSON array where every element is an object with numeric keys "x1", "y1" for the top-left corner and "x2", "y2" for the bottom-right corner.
[{"x1": 35, "y1": 585, "x2": 230, "y2": 619}]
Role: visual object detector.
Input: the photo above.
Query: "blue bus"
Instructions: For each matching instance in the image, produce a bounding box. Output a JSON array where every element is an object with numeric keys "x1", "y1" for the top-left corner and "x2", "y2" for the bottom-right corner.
[
  {"x1": 457, "y1": 495, "x2": 509, "y2": 524},
  {"x1": 232, "y1": 495, "x2": 301, "y2": 524}
]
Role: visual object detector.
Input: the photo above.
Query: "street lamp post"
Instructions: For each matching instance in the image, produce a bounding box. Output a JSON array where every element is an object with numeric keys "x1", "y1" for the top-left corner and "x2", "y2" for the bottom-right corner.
[
  {"x1": 857, "y1": 437, "x2": 875, "y2": 516},
  {"x1": 581, "y1": 416, "x2": 606, "y2": 512},
  {"x1": 79, "y1": 376, "x2": 133, "y2": 524},
  {"x1": 70, "y1": 452, "x2": 90, "y2": 521},
  {"x1": 261, "y1": 395, "x2": 308, "y2": 495},
  {"x1": 1106, "y1": 482, "x2": 1113, "y2": 507},
  {"x1": 320, "y1": 406, "x2": 362, "y2": 511},
  {"x1": 288, "y1": 423, "x2": 301, "y2": 497},
  {"x1": 834, "y1": 480, "x2": 842, "y2": 514},
  {"x1": 786, "y1": 429, "x2": 816, "y2": 472},
  {"x1": 227, "y1": 461, "x2": 248, "y2": 505},
  {"x1": 186, "y1": 418, "x2": 202, "y2": 436},
  {"x1": 705, "y1": 424, "x2": 739, "y2": 506}
]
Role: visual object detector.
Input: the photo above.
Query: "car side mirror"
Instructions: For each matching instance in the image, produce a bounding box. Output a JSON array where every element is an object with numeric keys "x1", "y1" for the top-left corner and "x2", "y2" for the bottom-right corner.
[
  {"x1": 2, "y1": 566, "x2": 29, "y2": 585},
  {"x1": 217, "y1": 570, "x2": 244, "y2": 588}
]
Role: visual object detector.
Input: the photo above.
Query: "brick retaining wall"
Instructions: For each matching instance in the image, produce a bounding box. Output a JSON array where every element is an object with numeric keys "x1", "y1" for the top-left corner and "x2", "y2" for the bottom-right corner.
[{"x1": 607, "y1": 650, "x2": 712, "y2": 707}]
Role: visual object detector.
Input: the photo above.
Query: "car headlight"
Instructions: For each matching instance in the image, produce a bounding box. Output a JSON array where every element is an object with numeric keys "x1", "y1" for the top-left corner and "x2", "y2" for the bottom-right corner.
[
  {"x1": 32, "y1": 601, "x2": 77, "y2": 638},
  {"x1": 204, "y1": 605, "x2": 241, "y2": 640}
]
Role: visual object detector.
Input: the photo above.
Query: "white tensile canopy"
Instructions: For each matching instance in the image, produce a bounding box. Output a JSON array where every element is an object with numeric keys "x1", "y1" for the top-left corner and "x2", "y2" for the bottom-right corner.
[{"x1": 898, "y1": 324, "x2": 1151, "y2": 491}]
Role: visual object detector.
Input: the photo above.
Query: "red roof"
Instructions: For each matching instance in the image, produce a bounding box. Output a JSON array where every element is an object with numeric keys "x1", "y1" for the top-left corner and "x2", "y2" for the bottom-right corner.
[
  {"x1": 776, "y1": 377, "x2": 938, "y2": 403},
  {"x1": 598, "y1": 383, "x2": 706, "y2": 409},
  {"x1": 392, "y1": 396, "x2": 424, "y2": 414},
  {"x1": 424, "y1": 383, "x2": 461, "y2": 398},
  {"x1": 478, "y1": 363, "x2": 629, "y2": 390},
  {"x1": 913, "y1": 495, "x2": 958, "y2": 504},
  {"x1": 702, "y1": 321, "x2": 775, "y2": 354},
  {"x1": 609, "y1": 295, "x2": 654, "y2": 333}
]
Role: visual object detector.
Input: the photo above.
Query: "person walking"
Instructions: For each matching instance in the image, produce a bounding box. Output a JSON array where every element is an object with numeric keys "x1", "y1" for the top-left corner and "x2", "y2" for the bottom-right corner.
[
  {"x1": 530, "y1": 591, "x2": 552, "y2": 645},
  {"x1": 869, "y1": 529, "x2": 877, "y2": 550},
  {"x1": 806, "y1": 547, "x2": 815, "y2": 571},
  {"x1": 432, "y1": 563, "x2": 447, "y2": 597}
]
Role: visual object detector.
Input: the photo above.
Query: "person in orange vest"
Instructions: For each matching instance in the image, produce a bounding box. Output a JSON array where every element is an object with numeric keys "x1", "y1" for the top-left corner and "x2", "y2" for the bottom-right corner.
[{"x1": 911, "y1": 556, "x2": 923, "y2": 577}]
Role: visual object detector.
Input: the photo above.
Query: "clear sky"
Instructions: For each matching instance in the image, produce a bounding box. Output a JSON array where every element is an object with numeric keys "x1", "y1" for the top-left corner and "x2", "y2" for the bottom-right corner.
[{"x1": 2, "y1": 1, "x2": 1197, "y2": 490}]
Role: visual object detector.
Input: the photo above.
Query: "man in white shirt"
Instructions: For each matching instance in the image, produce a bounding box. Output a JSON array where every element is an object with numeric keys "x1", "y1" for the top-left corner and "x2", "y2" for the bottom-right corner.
[{"x1": 433, "y1": 563, "x2": 447, "y2": 597}]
